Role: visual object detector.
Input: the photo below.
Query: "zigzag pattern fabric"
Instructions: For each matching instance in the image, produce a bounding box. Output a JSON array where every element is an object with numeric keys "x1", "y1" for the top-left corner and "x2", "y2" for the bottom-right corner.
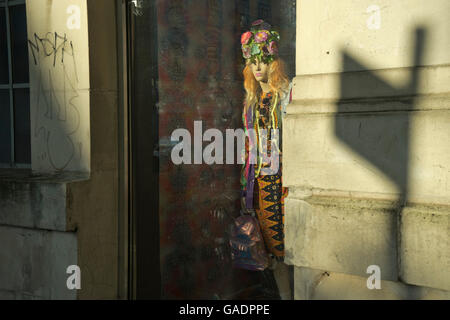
[
  {"x1": 252, "y1": 91, "x2": 289, "y2": 261},
  {"x1": 256, "y1": 172, "x2": 288, "y2": 260}
]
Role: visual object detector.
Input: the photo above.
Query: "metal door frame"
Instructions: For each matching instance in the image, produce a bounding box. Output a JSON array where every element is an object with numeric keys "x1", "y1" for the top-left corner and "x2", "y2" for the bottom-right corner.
[{"x1": 118, "y1": 0, "x2": 161, "y2": 299}]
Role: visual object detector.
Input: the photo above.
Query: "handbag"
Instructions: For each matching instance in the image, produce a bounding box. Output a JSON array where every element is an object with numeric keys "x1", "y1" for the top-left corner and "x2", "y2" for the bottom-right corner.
[{"x1": 229, "y1": 210, "x2": 269, "y2": 271}]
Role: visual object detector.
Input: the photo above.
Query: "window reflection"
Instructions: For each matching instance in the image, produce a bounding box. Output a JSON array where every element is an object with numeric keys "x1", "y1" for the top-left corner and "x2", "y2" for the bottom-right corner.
[
  {"x1": 0, "y1": 90, "x2": 11, "y2": 164},
  {"x1": 0, "y1": 8, "x2": 8, "y2": 85},
  {"x1": 131, "y1": 0, "x2": 296, "y2": 299},
  {"x1": 13, "y1": 88, "x2": 30, "y2": 164},
  {"x1": 10, "y1": 4, "x2": 29, "y2": 84}
]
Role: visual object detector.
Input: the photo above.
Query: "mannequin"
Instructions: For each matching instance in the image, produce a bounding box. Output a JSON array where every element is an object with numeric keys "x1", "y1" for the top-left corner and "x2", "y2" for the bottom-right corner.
[{"x1": 240, "y1": 20, "x2": 293, "y2": 299}]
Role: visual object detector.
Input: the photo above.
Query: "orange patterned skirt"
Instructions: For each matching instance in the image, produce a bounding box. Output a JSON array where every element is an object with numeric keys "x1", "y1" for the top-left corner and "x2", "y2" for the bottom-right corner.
[{"x1": 254, "y1": 171, "x2": 288, "y2": 261}]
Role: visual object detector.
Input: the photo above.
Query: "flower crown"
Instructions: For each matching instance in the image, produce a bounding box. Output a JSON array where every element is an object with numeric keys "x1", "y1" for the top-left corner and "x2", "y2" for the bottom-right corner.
[{"x1": 241, "y1": 19, "x2": 280, "y2": 64}]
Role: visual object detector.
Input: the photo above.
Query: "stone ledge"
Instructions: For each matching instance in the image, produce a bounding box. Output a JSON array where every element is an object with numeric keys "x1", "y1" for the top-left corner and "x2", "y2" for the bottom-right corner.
[
  {"x1": 0, "y1": 169, "x2": 89, "y2": 232},
  {"x1": 285, "y1": 195, "x2": 450, "y2": 291},
  {"x1": 287, "y1": 93, "x2": 450, "y2": 115},
  {"x1": 0, "y1": 169, "x2": 89, "y2": 183},
  {"x1": 0, "y1": 225, "x2": 77, "y2": 300},
  {"x1": 290, "y1": 64, "x2": 450, "y2": 103},
  {"x1": 285, "y1": 195, "x2": 399, "y2": 281},
  {"x1": 294, "y1": 266, "x2": 450, "y2": 300},
  {"x1": 400, "y1": 205, "x2": 450, "y2": 291}
]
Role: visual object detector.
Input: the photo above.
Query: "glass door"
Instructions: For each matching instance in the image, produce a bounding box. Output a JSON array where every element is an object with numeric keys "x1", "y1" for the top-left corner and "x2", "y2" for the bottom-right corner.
[{"x1": 126, "y1": 0, "x2": 296, "y2": 299}]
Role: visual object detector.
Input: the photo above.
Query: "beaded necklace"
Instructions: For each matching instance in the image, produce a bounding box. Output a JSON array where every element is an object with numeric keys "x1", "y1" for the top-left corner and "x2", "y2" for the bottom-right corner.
[{"x1": 254, "y1": 91, "x2": 279, "y2": 177}]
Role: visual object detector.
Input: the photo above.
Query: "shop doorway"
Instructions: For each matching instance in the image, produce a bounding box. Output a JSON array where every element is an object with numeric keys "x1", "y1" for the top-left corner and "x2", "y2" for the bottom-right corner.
[{"x1": 124, "y1": 0, "x2": 296, "y2": 299}]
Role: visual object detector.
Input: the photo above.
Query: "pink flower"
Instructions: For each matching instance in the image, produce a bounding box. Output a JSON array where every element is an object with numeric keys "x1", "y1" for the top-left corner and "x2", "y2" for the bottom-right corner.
[
  {"x1": 241, "y1": 31, "x2": 252, "y2": 45},
  {"x1": 254, "y1": 31, "x2": 268, "y2": 43},
  {"x1": 268, "y1": 41, "x2": 278, "y2": 55},
  {"x1": 252, "y1": 19, "x2": 264, "y2": 27}
]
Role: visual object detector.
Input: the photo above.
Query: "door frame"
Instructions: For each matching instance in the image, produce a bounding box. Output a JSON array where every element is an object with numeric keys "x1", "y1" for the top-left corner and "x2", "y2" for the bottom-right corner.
[{"x1": 117, "y1": 0, "x2": 162, "y2": 299}]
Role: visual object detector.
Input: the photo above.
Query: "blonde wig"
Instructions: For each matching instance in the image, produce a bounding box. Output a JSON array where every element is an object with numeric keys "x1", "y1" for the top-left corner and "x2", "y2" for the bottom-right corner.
[{"x1": 243, "y1": 58, "x2": 290, "y2": 111}]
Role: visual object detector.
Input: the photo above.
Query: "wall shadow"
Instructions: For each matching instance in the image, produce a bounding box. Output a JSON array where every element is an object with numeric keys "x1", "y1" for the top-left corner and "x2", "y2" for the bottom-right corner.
[{"x1": 334, "y1": 27, "x2": 426, "y2": 283}]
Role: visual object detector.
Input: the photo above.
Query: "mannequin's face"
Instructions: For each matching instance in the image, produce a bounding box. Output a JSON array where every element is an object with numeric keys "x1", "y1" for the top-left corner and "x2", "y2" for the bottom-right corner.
[{"x1": 250, "y1": 58, "x2": 269, "y2": 83}]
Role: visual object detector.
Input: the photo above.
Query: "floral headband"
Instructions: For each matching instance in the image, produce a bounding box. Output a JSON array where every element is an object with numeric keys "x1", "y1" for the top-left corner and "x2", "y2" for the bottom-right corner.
[{"x1": 241, "y1": 19, "x2": 280, "y2": 64}]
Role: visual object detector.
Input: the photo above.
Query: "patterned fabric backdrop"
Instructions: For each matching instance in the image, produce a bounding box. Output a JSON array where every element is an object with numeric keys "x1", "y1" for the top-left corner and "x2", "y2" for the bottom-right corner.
[{"x1": 155, "y1": 0, "x2": 295, "y2": 299}]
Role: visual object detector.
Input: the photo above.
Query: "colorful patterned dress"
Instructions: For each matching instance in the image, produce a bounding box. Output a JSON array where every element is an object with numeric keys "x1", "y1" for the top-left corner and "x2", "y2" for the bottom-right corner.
[{"x1": 241, "y1": 84, "x2": 292, "y2": 261}]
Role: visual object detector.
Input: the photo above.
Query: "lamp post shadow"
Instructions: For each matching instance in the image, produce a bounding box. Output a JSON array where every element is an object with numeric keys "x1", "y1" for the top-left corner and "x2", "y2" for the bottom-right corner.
[{"x1": 334, "y1": 27, "x2": 426, "y2": 284}]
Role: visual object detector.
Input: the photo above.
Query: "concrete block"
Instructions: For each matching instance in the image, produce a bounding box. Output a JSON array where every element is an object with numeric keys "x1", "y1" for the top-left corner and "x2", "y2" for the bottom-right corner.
[
  {"x1": 285, "y1": 193, "x2": 450, "y2": 291},
  {"x1": 0, "y1": 181, "x2": 67, "y2": 231},
  {"x1": 0, "y1": 171, "x2": 89, "y2": 231},
  {"x1": 285, "y1": 195, "x2": 399, "y2": 281},
  {"x1": 294, "y1": 266, "x2": 450, "y2": 300},
  {"x1": 283, "y1": 106, "x2": 450, "y2": 206},
  {"x1": 400, "y1": 204, "x2": 450, "y2": 291},
  {"x1": 0, "y1": 225, "x2": 77, "y2": 299},
  {"x1": 296, "y1": 0, "x2": 450, "y2": 75},
  {"x1": 283, "y1": 109, "x2": 405, "y2": 195}
]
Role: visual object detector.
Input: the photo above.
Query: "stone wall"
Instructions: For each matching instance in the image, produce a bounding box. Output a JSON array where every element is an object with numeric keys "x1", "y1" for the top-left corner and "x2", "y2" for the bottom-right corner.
[
  {"x1": 0, "y1": 0, "x2": 120, "y2": 299},
  {"x1": 284, "y1": 0, "x2": 450, "y2": 299}
]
